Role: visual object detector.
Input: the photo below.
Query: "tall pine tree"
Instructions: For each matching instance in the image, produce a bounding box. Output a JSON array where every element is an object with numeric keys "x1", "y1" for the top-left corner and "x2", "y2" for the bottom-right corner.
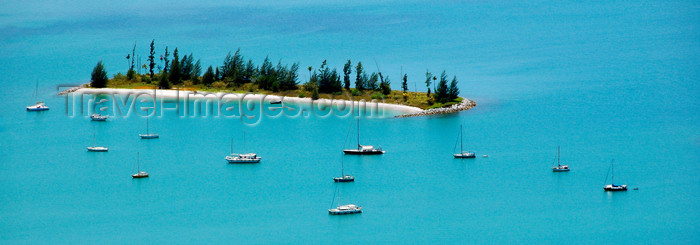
[
  {"x1": 202, "y1": 66, "x2": 215, "y2": 86},
  {"x1": 148, "y1": 39, "x2": 155, "y2": 78},
  {"x1": 343, "y1": 60, "x2": 352, "y2": 90},
  {"x1": 448, "y1": 76, "x2": 460, "y2": 100},
  {"x1": 435, "y1": 70, "x2": 449, "y2": 103},
  {"x1": 355, "y1": 62, "x2": 364, "y2": 90},
  {"x1": 168, "y1": 48, "x2": 181, "y2": 85},
  {"x1": 402, "y1": 74, "x2": 408, "y2": 93}
]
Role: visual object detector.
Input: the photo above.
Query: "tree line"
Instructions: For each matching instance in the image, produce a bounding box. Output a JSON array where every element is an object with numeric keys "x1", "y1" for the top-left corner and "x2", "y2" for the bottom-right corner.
[{"x1": 91, "y1": 41, "x2": 461, "y2": 103}]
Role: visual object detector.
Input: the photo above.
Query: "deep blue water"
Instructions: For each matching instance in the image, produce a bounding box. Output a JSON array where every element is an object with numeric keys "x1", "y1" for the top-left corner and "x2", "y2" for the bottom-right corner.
[{"x1": 1, "y1": 0, "x2": 699, "y2": 243}]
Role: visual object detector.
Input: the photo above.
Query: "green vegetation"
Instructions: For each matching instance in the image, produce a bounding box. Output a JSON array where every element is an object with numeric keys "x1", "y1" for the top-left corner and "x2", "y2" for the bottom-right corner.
[{"x1": 92, "y1": 42, "x2": 465, "y2": 110}]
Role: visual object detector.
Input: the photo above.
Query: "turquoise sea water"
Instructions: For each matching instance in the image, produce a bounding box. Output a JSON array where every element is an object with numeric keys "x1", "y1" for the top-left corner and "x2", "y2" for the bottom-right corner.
[{"x1": 1, "y1": 0, "x2": 699, "y2": 243}]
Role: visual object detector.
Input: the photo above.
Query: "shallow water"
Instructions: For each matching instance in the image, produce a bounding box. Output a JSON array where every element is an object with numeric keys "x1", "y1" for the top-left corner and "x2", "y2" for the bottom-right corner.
[{"x1": 1, "y1": 0, "x2": 698, "y2": 243}]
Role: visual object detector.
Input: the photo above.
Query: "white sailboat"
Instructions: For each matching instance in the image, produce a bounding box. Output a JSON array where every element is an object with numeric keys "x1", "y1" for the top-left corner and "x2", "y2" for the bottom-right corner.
[
  {"x1": 91, "y1": 114, "x2": 108, "y2": 121},
  {"x1": 328, "y1": 185, "x2": 362, "y2": 215},
  {"x1": 26, "y1": 81, "x2": 49, "y2": 111},
  {"x1": 603, "y1": 160, "x2": 627, "y2": 191},
  {"x1": 139, "y1": 115, "x2": 159, "y2": 139},
  {"x1": 343, "y1": 117, "x2": 384, "y2": 155},
  {"x1": 225, "y1": 132, "x2": 261, "y2": 163},
  {"x1": 132, "y1": 152, "x2": 149, "y2": 178},
  {"x1": 551, "y1": 146, "x2": 569, "y2": 172},
  {"x1": 333, "y1": 154, "x2": 354, "y2": 182},
  {"x1": 86, "y1": 128, "x2": 108, "y2": 152},
  {"x1": 453, "y1": 125, "x2": 475, "y2": 158}
]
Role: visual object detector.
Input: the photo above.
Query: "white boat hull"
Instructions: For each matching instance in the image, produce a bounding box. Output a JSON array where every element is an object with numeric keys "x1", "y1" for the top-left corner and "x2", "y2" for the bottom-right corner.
[
  {"x1": 333, "y1": 176, "x2": 355, "y2": 182},
  {"x1": 328, "y1": 205, "x2": 362, "y2": 215},
  {"x1": 132, "y1": 172, "x2": 149, "y2": 178},
  {"x1": 140, "y1": 134, "x2": 159, "y2": 139},
  {"x1": 87, "y1": 147, "x2": 109, "y2": 152},
  {"x1": 26, "y1": 106, "x2": 49, "y2": 111},
  {"x1": 604, "y1": 184, "x2": 627, "y2": 191},
  {"x1": 453, "y1": 152, "x2": 476, "y2": 158},
  {"x1": 226, "y1": 159, "x2": 261, "y2": 163},
  {"x1": 91, "y1": 115, "x2": 108, "y2": 121}
]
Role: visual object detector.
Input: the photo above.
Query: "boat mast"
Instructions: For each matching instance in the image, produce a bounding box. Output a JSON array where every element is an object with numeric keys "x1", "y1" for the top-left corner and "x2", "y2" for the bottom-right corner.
[
  {"x1": 357, "y1": 117, "x2": 360, "y2": 149},
  {"x1": 611, "y1": 160, "x2": 615, "y2": 185},
  {"x1": 146, "y1": 115, "x2": 149, "y2": 135},
  {"x1": 460, "y1": 125, "x2": 463, "y2": 154},
  {"x1": 137, "y1": 152, "x2": 140, "y2": 173},
  {"x1": 244, "y1": 131, "x2": 247, "y2": 153},
  {"x1": 230, "y1": 138, "x2": 233, "y2": 154},
  {"x1": 557, "y1": 146, "x2": 560, "y2": 167},
  {"x1": 341, "y1": 154, "x2": 345, "y2": 176}
]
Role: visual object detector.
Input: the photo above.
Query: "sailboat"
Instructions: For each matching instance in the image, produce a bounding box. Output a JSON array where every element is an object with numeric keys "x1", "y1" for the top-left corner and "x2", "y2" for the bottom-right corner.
[
  {"x1": 86, "y1": 127, "x2": 108, "y2": 152},
  {"x1": 328, "y1": 185, "x2": 362, "y2": 215},
  {"x1": 139, "y1": 115, "x2": 159, "y2": 139},
  {"x1": 90, "y1": 113, "x2": 108, "y2": 121},
  {"x1": 551, "y1": 146, "x2": 569, "y2": 172},
  {"x1": 453, "y1": 125, "x2": 475, "y2": 158},
  {"x1": 603, "y1": 160, "x2": 627, "y2": 191},
  {"x1": 225, "y1": 132, "x2": 261, "y2": 163},
  {"x1": 132, "y1": 152, "x2": 149, "y2": 178},
  {"x1": 343, "y1": 117, "x2": 384, "y2": 155},
  {"x1": 26, "y1": 81, "x2": 49, "y2": 111},
  {"x1": 333, "y1": 154, "x2": 354, "y2": 182}
]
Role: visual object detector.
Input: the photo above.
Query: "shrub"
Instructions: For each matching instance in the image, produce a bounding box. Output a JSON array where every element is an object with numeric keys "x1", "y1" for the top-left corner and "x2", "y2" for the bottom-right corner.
[
  {"x1": 298, "y1": 92, "x2": 306, "y2": 98},
  {"x1": 90, "y1": 61, "x2": 108, "y2": 88},
  {"x1": 311, "y1": 87, "x2": 320, "y2": 100},
  {"x1": 211, "y1": 81, "x2": 227, "y2": 89},
  {"x1": 303, "y1": 81, "x2": 316, "y2": 92},
  {"x1": 351, "y1": 88, "x2": 362, "y2": 97},
  {"x1": 113, "y1": 72, "x2": 126, "y2": 81},
  {"x1": 126, "y1": 68, "x2": 136, "y2": 80},
  {"x1": 371, "y1": 92, "x2": 384, "y2": 100}
]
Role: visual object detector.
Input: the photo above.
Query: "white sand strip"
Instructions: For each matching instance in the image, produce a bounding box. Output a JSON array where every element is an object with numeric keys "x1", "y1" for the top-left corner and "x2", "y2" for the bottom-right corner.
[{"x1": 72, "y1": 88, "x2": 424, "y2": 114}]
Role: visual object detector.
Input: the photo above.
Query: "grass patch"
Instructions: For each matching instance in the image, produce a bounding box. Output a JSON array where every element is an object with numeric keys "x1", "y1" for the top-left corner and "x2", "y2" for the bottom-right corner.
[{"x1": 101, "y1": 73, "x2": 463, "y2": 110}]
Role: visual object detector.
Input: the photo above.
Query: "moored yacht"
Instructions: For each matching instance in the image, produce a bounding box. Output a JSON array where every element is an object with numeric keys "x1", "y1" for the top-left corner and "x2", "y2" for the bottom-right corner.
[
  {"x1": 344, "y1": 144, "x2": 384, "y2": 155},
  {"x1": 333, "y1": 175, "x2": 355, "y2": 182},
  {"x1": 26, "y1": 102, "x2": 49, "y2": 111},
  {"x1": 603, "y1": 160, "x2": 627, "y2": 191},
  {"x1": 132, "y1": 153, "x2": 149, "y2": 178},
  {"x1": 225, "y1": 153, "x2": 261, "y2": 163},
  {"x1": 454, "y1": 151, "x2": 476, "y2": 158},
  {"x1": 343, "y1": 118, "x2": 385, "y2": 155},
  {"x1": 453, "y1": 125, "x2": 476, "y2": 158},
  {"x1": 87, "y1": 128, "x2": 108, "y2": 152},
  {"x1": 329, "y1": 204, "x2": 362, "y2": 215},
  {"x1": 27, "y1": 82, "x2": 49, "y2": 111},
  {"x1": 552, "y1": 146, "x2": 569, "y2": 172},
  {"x1": 328, "y1": 185, "x2": 362, "y2": 215},
  {"x1": 87, "y1": 146, "x2": 108, "y2": 152},
  {"x1": 225, "y1": 134, "x2": 261, "y2": 163},
  {"x1": 139, "y1": 115, "x2": 158, "y2": 139},
  {"x1": 91, "y1": 114, "x2": 108, "y2": 121}
]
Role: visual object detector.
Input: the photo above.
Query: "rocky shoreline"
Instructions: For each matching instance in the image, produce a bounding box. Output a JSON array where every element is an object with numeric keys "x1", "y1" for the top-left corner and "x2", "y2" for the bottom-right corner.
[
  {"x1": 395, "y1": 98, "x2": 476, "y2": 118},
  {"x1": 57, "y1": 84, "x2": 88, "y2": 95}
]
